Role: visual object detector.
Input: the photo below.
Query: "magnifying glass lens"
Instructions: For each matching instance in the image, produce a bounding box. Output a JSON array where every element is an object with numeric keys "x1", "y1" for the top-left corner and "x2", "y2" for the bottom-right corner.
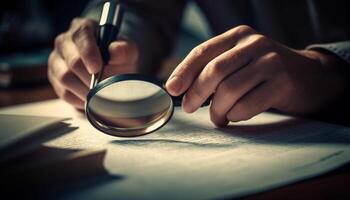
[{"x1": 86, "y1": 79, "x2": 173, "y2": 137}]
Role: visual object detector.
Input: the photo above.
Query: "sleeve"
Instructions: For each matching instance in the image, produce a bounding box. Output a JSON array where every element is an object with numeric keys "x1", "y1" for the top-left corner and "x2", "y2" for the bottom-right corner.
[
  {"x1": 82, "y1": 0, "x2": 187, "y2": 74},
  {"x1": 307, "y1": 41, "x2": 350, "y2": 123},
  {"x1": 307, "y1": 41, "x2": 350, "y2": 65}
]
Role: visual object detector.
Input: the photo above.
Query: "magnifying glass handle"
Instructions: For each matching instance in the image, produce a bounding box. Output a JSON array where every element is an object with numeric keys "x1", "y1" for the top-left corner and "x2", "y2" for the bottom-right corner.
[
  {"x1": 90, "y1": 73, "x2": 103, "y2": 89},
  {"x1": 90, "y1": 0, "x2": 124, "y2": 89}
]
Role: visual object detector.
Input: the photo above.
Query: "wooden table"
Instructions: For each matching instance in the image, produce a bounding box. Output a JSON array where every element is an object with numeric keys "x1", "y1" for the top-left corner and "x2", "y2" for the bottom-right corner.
[{"x1": 1, "y1": 82, "x2": 349, "y2": 200}]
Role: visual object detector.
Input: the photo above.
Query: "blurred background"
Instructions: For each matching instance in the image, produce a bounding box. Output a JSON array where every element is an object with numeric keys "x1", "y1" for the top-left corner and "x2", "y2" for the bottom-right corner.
[{"x1": 0, "y1": 0, "x2": 209, "y2": 107}]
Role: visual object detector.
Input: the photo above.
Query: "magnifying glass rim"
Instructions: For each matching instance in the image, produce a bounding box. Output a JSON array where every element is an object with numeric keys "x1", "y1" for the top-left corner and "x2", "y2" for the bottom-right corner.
[{"x1": 85, "y1": 73, "x2": 174, "y2": 137}]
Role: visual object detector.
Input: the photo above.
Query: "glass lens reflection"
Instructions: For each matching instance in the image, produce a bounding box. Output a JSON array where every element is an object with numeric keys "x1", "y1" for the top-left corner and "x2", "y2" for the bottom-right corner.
[{"x1": 87, "y1": 80, "x2": 173, "y2": 136}]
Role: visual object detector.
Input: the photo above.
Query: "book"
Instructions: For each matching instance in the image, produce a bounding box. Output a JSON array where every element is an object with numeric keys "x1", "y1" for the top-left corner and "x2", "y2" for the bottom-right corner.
[{"x1": 0, "y1": 49, "x2": 50, "y2": 88}]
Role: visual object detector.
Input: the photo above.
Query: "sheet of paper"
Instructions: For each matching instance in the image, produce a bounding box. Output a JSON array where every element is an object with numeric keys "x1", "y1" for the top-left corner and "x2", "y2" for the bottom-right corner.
[
  {"x1": 1, "y1": 99, "x2": 350, "y2": 199},
  {"x1": 0, "y1": 114, "x2": 72, "y2": 161}
]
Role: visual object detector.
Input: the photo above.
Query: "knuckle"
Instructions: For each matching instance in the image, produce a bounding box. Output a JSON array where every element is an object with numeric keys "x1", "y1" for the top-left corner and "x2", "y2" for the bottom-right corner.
[
  {"x1": 71, "y1": 18, "x2": 96, "y2": 30},
  {"x1": 71, "y1": 24, "x2": 92, "y2": 42},
  {"x1": 192, "y1": 44, "x2": 210, "y2": 57},
  {"x1": 264, "y1": 51, "x2": 284, "y2": 74},
  {"x1": 54, "y1": 34, "x2": 65, "y2": 50},
  {"x1": 70, "y1": 17, "x2": 82, "y2": 26},
  {"x1": 231, "y1": 51, "x2": 241, "y2": 63},
  {"x1": 237, "y1": 25, "x2": 253, "y2": 33},
  {"x1": 270, "y1": 52, "x2": 286, "y2": 71},
  {"x1": 207, "y1": 59, "x2": 227, "y2": 79},
  {"x1": 234, "y1": 25, "x2": 256, "y2": 36},
  {"x1": 71, "y1": 18, "x2": 81, "y2": 27},
  {"x1": 251, "y1": 34, "x2": 271, "y2": 48},
  {"x1": 74, "y1": 18, "x2": 93, "y2": 28},
  {"x1": 67, "y1": 56, "x2": 81, "y2": 71}
]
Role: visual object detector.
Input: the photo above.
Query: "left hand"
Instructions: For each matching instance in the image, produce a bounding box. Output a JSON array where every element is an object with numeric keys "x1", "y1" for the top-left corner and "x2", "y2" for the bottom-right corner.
[{"x1": 165, "y1": 25, "x2": 347, "y2": 126}]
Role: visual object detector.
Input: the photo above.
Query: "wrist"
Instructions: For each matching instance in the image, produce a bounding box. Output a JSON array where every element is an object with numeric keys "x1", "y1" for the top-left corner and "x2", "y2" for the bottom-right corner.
[{"x1": 301, "y1": 49, "x2": 347, "y2": 71}]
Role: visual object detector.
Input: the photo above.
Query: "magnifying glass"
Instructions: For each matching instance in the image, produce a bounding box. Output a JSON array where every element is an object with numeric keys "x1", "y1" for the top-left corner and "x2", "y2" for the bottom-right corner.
[
  {"x1": 86, "y1": 74, "x2": 188, "y2": 137},
  {"x1": 85, "y1": 1, "x2": 210, "y2": 137}
]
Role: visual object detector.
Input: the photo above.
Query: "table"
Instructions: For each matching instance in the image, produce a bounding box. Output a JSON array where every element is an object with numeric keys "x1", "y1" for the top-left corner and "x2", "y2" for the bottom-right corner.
[{"x1": 1, "y1": 82, "x2": 350, "y2": 200}]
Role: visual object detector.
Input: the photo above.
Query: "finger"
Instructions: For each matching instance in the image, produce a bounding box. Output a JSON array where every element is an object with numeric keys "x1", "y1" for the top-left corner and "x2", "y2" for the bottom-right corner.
[
  {"x1": 209, "y1": 52, "x2": 277, "y2": 126},
  {"x1": 52, "y1": 82, "x2": 85, "y2": 110},
  {"x1": 166, "y1": 25, "x2": 256, "y2": 96},
  {"x1": 55, "y1": 34, "x2": 90, "y2": 86},
  {"x1": 108, "y1": 40, "x2": 138, "y2": 65},
  {"x1": 71, "y1": 19, "x2": 102, "y2": 74},
  {"x1": 48, "y1": 58, "x2": 85, "y2": 109},
  {"x1": 182, "y1": 34, "x2": 270, "y2": 113},
  {"x1": 226, "y1": 81, "x2": 275, "y2": 122},
  {"x1": 49, "y1": 52, "x2": 89, "y2": 101}
]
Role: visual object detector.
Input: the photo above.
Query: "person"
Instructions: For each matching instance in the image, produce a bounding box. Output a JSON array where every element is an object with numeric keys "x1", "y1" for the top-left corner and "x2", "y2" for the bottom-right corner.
[{"x1": 48, "y1": 0, "x2": 350, "y2": 126}]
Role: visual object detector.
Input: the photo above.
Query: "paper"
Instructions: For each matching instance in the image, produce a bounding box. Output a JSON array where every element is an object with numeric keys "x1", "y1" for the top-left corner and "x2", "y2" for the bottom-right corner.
[
  {"x1": 0, "y1": 114, "x2": 73, "y2": 161},
  {"x1": 1, "y1": 99, "x2": 350, "y2": 199}
]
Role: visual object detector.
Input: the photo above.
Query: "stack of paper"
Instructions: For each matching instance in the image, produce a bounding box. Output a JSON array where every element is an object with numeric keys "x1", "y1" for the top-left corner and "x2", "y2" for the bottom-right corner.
[
  {"x1": 0, "y1": 113, "x2": 109, "y2": 197},
  {"x1": 0, "y1": 114, "x2": 74, "y2": 161}
]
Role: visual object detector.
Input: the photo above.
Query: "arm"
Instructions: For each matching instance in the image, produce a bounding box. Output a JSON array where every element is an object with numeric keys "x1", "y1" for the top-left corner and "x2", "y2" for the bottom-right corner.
[
  {"x1": 165, "y1": 25, "x2": 350, "y2": 126},
  {"x1": 48, "y1": 0, "x2": 186, "y2": 109}
]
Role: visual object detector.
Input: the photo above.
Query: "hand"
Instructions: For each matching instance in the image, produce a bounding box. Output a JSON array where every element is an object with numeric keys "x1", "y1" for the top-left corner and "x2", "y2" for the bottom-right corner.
[
  {"x1": 166, "y1": 25, "x2": 347, "y2": 126},
  {"x1": 48, "y1": 18, "x2": 139, "y2": 109}
]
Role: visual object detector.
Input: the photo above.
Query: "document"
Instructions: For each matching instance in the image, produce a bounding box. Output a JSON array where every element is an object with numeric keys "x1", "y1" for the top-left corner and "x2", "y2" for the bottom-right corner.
[
  {"x1": 0, "y1": 112, "x2": 110, "y2": 197},
  {"x1": 0, "y1": 114, "x2": 72, "y2": 161},
  {"x1": 1, "y1": 100, "x2": 350, "y2": 199}
]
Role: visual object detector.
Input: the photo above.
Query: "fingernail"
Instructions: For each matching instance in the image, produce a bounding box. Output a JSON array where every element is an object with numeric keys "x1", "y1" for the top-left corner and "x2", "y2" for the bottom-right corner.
[{"x1": 166, "y1": 76, "x2": 182, "y2": 95}]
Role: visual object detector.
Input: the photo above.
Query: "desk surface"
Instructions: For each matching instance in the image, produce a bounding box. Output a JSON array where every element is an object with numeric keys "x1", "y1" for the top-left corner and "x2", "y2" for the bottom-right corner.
[{"x1": 1, "y1": 84, "x2": 350, "y2": 200}]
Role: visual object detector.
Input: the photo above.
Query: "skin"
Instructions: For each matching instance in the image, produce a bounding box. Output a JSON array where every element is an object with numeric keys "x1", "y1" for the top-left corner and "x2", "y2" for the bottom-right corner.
[
  {"x1": 165, "y1": 25, "x2": 348, "y2": 126},
  {"x1": 49, "y1": 21, "x2": 347, "y2": 126},
  {"x1": 48, "y1": 18, "x2": 139, "y2": 110}
]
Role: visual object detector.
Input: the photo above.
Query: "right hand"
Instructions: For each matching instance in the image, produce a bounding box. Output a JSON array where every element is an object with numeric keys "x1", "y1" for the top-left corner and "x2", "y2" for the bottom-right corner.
[{"x1": 48, "y1": 18, "x2": 139, "y2": 110}]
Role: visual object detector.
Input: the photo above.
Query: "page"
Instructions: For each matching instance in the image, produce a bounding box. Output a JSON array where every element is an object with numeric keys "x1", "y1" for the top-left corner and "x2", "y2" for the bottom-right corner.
[
  {"x1": 0, "y1": 114, "x2": 73, "y2": 161},
  {"x1": 1, "y1": 100, "x2": 350, "y2": 200}
]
